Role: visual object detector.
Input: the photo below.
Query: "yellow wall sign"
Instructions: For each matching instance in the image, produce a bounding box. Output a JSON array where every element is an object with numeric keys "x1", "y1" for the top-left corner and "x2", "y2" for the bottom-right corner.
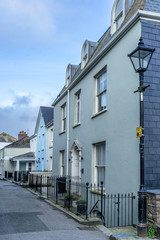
[{"x1": 136, "y1": 127, "x2": 142, "y2": 138}]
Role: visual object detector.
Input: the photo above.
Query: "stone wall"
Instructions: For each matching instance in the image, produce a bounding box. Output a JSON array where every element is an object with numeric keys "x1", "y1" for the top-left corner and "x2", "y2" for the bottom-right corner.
[{"x1": 147, "y1": 190, "x2": 160, "y2": 230}]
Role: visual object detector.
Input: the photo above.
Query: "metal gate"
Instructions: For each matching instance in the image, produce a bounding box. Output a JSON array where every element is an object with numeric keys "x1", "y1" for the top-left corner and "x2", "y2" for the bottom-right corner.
[{"x1": 104, "y1": 193, "x2": 136, "y2": 228}]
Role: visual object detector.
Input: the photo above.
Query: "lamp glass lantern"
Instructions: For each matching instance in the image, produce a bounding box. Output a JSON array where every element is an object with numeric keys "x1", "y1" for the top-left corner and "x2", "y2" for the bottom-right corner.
[{"x1": 128, "y1": 37, "x2": 155, "y2": 73}]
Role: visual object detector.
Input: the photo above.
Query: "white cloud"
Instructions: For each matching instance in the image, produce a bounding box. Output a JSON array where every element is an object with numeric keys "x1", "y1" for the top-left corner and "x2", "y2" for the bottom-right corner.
[{"x1": 0, "y1": 90, "x2": 54, "y2": 109}]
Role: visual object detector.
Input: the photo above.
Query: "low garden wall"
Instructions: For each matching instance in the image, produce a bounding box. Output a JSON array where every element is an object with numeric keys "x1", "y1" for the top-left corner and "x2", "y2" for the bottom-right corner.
[{"x1": 147, "y1": 190, "x2": 160, "y2": 233}]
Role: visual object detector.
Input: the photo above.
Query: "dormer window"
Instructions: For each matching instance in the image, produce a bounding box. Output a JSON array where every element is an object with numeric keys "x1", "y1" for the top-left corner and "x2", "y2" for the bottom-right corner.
[
  {"x1": 81, "y1": 40, "x2": 88, "y2": 69},
  {"x1": 111, "y1": 0, "x2": 135, "y2": 35},
  {"x1": 81, "y1": 40, "x2": 97, "y2": 69},
  {"x1": 66, "y1": 64, "x2": 71, "y2": 87},
  {"x1": 65, "y1": 64, "x2": 79, "y2": 87},
  {"x1": 67, "y1": 65, "x2": 71, "y2": 79}
]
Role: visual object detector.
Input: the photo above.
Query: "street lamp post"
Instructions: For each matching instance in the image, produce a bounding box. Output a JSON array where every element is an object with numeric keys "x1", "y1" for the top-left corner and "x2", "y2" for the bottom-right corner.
[{"x1": 128, "y1": 37, "x2": 155, "y2": 237}]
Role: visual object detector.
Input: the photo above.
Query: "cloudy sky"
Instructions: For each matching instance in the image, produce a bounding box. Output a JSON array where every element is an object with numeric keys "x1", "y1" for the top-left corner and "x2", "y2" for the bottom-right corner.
[{"x1": 0, "y1": 0, "x2": 114, "y2": 138}]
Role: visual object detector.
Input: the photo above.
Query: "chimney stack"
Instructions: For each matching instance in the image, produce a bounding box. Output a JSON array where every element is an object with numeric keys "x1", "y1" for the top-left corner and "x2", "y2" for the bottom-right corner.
[{"x1": 18, "y1": 131, "x2": 27, "y2": 140}]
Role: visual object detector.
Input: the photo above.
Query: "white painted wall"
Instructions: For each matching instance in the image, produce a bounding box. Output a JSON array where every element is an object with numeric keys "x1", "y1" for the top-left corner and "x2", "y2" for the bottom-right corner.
[{"x1": 47, "y1": 124, "x2": 53, "y2": 171}]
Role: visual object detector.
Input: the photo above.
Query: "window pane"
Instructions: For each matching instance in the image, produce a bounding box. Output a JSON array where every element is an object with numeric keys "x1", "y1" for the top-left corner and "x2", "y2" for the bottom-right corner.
[
  {"x1": 98, "y1": 72, "x2": 107, "y2": 94},
  {"x1": 75, "y1": 92, "x2": 81, "y2": 124},
  {"x1": 97, "y1": 167, "x2": 105, "y2": 185},
  {"x1": 115, "y1": 0, "x2": 123, "y2": 18},
  {"x1": 63, "y1": 105, "x2": 66, "y2": 118},
  {"x1": 116, "y1": 16, "x2": 123, "y2": 29},
  {"x1": 98, "y1": 92, "x2": 106, "y2": 112},
  {"x1": 84, "y1": 43, "x2": 87, "y2": 56},
  {"x1": 96, "y1": 143, "x2": 105, "y2": 165},
  {"x1": 68, "y1": 66, "x2": 71, "y2": 78}
]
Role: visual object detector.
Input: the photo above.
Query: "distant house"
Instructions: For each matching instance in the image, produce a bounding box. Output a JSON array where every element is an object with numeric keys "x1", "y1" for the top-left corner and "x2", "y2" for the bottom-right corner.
[
  {"x1": 10, "y1": 152, "x2": 35, "y2": 172},
  {"x1": 34, "y1": 106, "x2": 54, "y2": 172},
  {"x1": 0, "y1": 135, "x2": 30, "y2": 177},
  {"x1": 0, "y1": 132, "x2": 17, "y2": 150}
]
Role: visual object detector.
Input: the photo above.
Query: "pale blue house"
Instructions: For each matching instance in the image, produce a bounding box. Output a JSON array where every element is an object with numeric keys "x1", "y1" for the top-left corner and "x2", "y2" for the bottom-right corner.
[{"x1": 35, "y1": 106, "x2": 54, "y2": 171}]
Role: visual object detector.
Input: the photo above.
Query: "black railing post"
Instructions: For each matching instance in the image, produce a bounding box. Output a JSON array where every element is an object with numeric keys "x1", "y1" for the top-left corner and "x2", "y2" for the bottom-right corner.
[
  {"x1": 40, "y1": 175, "x2": 42, "y2": 195},
  {"x1": 56, "y1": 178, "x2": 58, "y2": 204},
  {"x1": 117, "y1": 193, "x2": 120, "y2": 228},
  {"x1": 47, "y1": 176, "x2": 49, "y2": 199},
  {"x1": 86, "y1": 182, "x2": 89, "y2": 220},
  {"x1": 35, "y1": 175, "x2": 38, "y2": 192},
  {"x1": 68, "y1": 180, "x2": 71, "y2": 211},
  {"x1": 101, "y1": 181, "x2": 103, "y2": 221},
  {"x1": 131, "y1": 193, "x2": 135, "y2": 226}
]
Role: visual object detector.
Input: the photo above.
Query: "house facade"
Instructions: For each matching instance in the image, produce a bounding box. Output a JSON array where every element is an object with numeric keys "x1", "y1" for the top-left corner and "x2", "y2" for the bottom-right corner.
[
  {"x1": 46, "y1": 121, "x2": 53, "y2": 171},
  {"x1": 10, "y1": 152, "x2": 35, "y2": 172},
  {"x1": 0, "y1": 136, "x2": 30, "y2": 177},
  {"x1": 52, "y1": 0, "x2": 160, "y2": 223},
  {"x1": 35, "y1": 106, "x2": 54, "y2": 172}
]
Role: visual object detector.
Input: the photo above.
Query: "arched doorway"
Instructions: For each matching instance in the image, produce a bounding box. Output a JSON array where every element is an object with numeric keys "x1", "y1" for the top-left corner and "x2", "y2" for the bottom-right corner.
[{"x1": 70, "y1": 140, "x2": 82, "y2": 184}]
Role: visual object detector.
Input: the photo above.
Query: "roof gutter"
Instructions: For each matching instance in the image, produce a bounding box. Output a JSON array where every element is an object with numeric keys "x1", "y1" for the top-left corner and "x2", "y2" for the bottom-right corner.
[{"x1": 53, "y1": 10, "x2": 160, "y2": 106}]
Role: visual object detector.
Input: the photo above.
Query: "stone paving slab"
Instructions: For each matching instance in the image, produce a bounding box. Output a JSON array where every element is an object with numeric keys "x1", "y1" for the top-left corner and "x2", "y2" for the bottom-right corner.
[{"x1": 108, "y1": 227, "x2": 159, "y2": 240}]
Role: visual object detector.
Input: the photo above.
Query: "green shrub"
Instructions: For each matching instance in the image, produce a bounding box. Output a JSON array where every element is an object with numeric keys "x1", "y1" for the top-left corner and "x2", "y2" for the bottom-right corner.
[
  {"x1": 148, "y1": 227, "x2": 155, "y2": 237},
  {"x1": 76, "y1": 200, "x2": 86, "y2": 205}
]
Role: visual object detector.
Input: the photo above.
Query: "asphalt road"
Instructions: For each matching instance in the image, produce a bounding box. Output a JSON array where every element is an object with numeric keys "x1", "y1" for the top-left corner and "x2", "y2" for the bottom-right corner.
[{"x1": 0, "y1": 180, "x2": 108, "y2": 240}]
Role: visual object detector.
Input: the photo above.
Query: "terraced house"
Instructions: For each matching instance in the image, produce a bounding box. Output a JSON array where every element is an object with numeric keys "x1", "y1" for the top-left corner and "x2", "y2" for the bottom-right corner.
[
  {"x1": 35, "y1": 106, "x2": 54, "y2": 172},
  {"x1": 52, "y1": 0, "x2": 160, "y2": 226}
]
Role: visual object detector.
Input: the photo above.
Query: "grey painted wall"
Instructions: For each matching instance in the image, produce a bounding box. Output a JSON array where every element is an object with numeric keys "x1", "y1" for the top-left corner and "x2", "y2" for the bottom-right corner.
[
  {"x1": 53, "y1": 21, "x2": 141, "y2": 195},
  {"x1": 52, "y1": 20, "x2": 143, "y2": 225}
]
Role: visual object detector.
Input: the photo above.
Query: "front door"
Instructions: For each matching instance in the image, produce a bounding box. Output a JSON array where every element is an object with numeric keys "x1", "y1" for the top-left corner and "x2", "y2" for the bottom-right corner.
[{"x1": 71, "y1": 147, "x2": 81, "y2": 184}]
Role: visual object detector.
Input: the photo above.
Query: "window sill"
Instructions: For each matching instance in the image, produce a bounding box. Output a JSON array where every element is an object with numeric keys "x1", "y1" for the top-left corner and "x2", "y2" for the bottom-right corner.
[
  {"x1": 59, "y1": 130, "x2": 66, "y2": 135},
  {"x1": 91, "y1": 108, "x2": 107, "y2": 119},
  {"x1": 73, "y1": 123, "x2": 81, "y2": 128}
]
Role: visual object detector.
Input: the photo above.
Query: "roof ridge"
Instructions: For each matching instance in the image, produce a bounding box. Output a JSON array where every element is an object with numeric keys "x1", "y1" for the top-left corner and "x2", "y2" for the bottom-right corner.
[{"x1": 40, "y1": 106, "x2": 54, "y2": 108}]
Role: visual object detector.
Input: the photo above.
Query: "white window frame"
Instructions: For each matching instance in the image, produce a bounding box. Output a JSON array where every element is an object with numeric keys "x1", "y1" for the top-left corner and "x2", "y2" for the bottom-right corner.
[
  {"x1": 93, "y1": 142, "x2": 106, "y2": 186},
  {"x1": 59, "y1": 150, "x2": 65, "y2": 176},
  {"x1": 111, "y1": 0, "x2": 125, "y2": 35},
  {"x1": 66, "y1": 64, "x2": 71, "y2": 87},
  {"x1": 61, "y1": 103, "x2": 66, "y2": 132},
  {"x1": 94, "y1": 69, "x2": 107, "y2": 114},
  {"x1": 74, "y1": 90, "x2": 81, "y2": 125},
  {"x1": 81, "y1": 40, "x2": 89, "y2": 69}
]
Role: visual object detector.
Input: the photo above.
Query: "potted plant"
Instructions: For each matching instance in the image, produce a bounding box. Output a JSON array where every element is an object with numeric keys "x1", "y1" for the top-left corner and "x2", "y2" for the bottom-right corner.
[
  {"x1": 64, "y1": 194, "x2": 74, "y2": 208},
  {"x1": 76, "y1": 200, "x2": 86, "y2": 215}
]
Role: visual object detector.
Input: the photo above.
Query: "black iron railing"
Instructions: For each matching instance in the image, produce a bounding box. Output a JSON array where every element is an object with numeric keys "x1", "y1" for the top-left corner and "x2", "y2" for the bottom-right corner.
[{"x1": 28, "y1": 174, "x2": 136, "y2": 227}]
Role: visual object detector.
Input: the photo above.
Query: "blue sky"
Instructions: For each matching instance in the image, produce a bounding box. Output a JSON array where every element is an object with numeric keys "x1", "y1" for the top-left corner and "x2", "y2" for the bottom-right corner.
[{"x1": 0, "y1": 0, "x2": 114, "y2": 138}]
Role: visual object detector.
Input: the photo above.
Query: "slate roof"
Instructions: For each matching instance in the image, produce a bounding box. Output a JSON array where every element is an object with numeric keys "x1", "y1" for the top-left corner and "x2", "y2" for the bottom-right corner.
[
  {"x1": 10, "y1": 152, "x2": 35, "y2": 160},
  {"x1": 144, "y1": 0, "x2": 160, "y2": 13},
  {"x1": 53, "y1": 0, "x2": 160, "y2": 105},
  {"x1": 40, "y1": 106, "x2": 54, "y2": 126},
  {"x1": 0, "y1": 132, "x2": 17, "y2": 143},
  {"x1": 5, "y1": 136, "x2": 30, "y2": 148}
]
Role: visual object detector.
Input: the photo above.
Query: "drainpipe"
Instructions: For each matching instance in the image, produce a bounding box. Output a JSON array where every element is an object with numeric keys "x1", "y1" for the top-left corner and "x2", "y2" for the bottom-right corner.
[{"x1": 66, "y1": 89, "x2": 70, "y2": 176}]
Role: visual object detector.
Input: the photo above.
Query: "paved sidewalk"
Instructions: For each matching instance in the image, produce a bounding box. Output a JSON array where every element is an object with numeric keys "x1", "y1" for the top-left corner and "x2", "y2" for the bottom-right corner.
[
  {"x1": 0, "y1": 180, "x2": 108, "y2": 240},
  {"x1": 107, "y1": 226, "x2": 159, "y2": 240}
]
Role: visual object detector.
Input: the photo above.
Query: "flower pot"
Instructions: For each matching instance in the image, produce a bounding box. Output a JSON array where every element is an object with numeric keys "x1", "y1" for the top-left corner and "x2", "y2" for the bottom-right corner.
[
  {"x1": 77, "y1": 204, "x2": 86, "y2": 215},
  {"x1": 64, "y1": 199, "x2": 73, "y2": 208}
]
